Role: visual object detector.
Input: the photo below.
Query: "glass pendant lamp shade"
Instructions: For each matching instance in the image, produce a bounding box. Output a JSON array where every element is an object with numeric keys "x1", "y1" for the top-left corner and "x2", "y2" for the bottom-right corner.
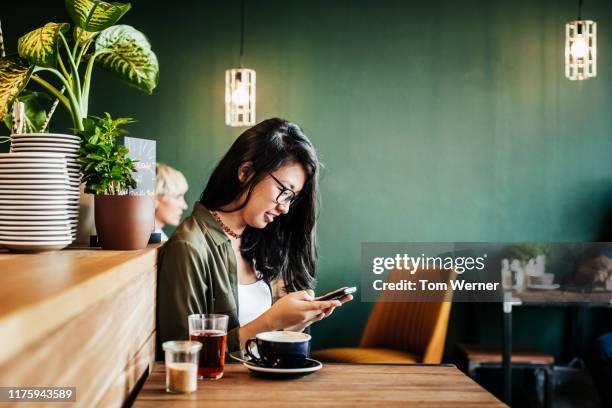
[
  {"x1": 565, "y1": 19, "x2": 596, "y2": 80},
  {"x1": 225, "y1": 68, "x2": 256, "y2": 127},
  {"x1": 225, "y1": 0, "x2": 255, "y2": 127}
]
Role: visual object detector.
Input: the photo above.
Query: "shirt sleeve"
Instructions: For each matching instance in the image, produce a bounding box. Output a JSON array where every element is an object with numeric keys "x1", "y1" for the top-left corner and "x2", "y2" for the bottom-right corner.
[
  {"x1": 157, "y1": 239, "x2": 243, "y2": 355},
  {"x1": 157, "y1": 239, "x2": 209, "y2": 345},
  {"x1": 227, "y1": 324, "x2": 242, "y2": 353}
]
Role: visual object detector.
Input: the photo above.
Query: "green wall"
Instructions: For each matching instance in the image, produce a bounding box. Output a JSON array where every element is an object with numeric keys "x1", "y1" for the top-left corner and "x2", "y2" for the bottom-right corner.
[{"x1": 3, "y1": 0, "x2": 612, "y2": 361}]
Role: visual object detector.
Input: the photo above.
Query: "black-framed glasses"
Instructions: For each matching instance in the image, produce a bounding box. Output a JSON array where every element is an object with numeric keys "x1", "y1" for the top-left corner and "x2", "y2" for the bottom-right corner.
[{"x1": 269, "y1": 173, "x2": 300, "y2": 206}]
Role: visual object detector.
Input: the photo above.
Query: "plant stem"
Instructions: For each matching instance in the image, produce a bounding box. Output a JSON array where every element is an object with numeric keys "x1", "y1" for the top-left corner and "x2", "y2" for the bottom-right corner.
[
  {"x1": 31, "y1": 75, "x2": 77, "y2": 130},
  {"x1": 72, "y1": 32, "x2": 80, "y2": 59},
  {"x1": 30, "y1": 75, "x2": 72, "y2": 115},
  {"x1": 75, "y1": 39, "x2": 92, "y2": 68},
  {"x1": 59, "y1": 31, "x2": 82, "y2": 104},
  {"x1": 33, "y1": 68, "x2": 83, "y2": 131},
  {"x1": 57, "y1": 57, "x2": 71, "y2": 82},
  {"x1": 81, "y1": 50, "x2": 101, "y2": 119}
]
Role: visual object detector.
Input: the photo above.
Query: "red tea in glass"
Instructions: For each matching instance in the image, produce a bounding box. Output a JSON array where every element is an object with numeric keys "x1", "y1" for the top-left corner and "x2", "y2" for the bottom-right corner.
[{"x1": 189, "y1": 330, "x2": 227, "y2": 379}]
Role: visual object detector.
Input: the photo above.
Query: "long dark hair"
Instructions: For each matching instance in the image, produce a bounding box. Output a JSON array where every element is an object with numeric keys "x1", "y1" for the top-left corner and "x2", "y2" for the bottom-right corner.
[{"x1": 200, "y1": 118, "x2": 320, "y2": 291}]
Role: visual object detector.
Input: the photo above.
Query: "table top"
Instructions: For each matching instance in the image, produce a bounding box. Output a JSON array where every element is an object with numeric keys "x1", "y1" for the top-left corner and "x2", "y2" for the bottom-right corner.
[
  {"x1": 133, "y1": 362, "x2": 506, "y2": 407},
  {"x1": 507, "y1": 288, "x2": 612, "y2": 306}
]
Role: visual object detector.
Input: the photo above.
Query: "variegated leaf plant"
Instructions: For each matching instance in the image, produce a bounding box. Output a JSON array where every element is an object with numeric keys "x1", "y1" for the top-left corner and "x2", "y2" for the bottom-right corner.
[{"x1": 0, "y1": 0, "x2": 158, "y2": 133}]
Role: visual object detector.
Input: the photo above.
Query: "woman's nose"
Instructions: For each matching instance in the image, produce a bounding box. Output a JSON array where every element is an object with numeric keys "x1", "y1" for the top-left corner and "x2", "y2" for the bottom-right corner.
[{"x1": 277, "y1": 202, "x2": 290, "y2": 214}]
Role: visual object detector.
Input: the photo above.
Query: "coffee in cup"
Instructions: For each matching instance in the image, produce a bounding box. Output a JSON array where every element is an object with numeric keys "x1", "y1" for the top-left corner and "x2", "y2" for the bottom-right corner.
[{"x1": 245, "y1": 331, "x2": 311, "y2": 368}]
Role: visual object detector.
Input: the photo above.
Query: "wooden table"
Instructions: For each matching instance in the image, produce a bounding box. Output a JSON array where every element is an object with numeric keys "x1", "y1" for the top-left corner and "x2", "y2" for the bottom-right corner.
[{"x1": 133, "y1": 363, "x2": 506, "y2": 407}]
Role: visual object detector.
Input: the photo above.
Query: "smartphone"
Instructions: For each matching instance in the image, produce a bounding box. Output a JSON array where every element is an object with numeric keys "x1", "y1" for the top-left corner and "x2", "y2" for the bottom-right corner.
[{"x1": 316, "y1": 286, "x2": 357, "y2": 301}]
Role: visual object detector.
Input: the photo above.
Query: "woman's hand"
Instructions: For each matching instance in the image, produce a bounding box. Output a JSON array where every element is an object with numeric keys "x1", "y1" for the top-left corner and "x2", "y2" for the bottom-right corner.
[
  {"x1": 238, "y1": 290, "x2": 347, "y2": 348},
  {"x1": 239, "y1": 290, "x2": 341, "y2": 345},
  {"x1": 263, "y1": 290, "x2": 341, "y2": 330},
  {"x1": 285, "y1": 291, "x2": 354, "y2": 332}
]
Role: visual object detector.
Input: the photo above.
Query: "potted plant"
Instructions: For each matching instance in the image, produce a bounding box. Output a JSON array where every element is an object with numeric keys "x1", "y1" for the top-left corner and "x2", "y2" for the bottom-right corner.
[
  {"x1": 0, "y1": 0, "x2": 158, "y2": 134},
  {"x1": 79, "y1": 113, "x2": 153, "y2": 250},
  {"x1": 0, "y1": 1, "x2": 158, "y2": 245}
]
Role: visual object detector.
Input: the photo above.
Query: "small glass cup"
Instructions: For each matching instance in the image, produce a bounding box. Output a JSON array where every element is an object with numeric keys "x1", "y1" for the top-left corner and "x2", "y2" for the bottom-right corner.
[
  {"x1": 188, "y1": 314, "x2": 229, "y2": 380},
  {"x1": 162, "y1": 341, "x2": 202, "y2": 393}
]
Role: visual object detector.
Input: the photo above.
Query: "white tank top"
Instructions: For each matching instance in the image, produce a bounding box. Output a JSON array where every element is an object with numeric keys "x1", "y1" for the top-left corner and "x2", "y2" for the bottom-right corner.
[{"x1": 238, "y1": 280, "x2": 272, "y2": 326}]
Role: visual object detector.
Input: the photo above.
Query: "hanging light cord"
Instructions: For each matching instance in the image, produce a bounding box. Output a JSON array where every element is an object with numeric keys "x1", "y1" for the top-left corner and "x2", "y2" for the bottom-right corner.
[{"x1": 239, "y1": 0, "x2": 245, "y2": 68}]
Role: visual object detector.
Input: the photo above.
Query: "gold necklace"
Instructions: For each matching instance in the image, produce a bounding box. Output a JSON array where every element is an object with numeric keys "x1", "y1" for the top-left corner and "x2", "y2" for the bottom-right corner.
[{"x1": 210, "y1": 210, "x2": 242, "y2": 239}]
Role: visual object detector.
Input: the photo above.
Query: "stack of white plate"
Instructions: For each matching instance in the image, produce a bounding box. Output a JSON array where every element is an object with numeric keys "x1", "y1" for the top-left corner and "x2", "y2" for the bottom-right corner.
[
  {"x1": 10, "y1": 133, "x2": 81, "y2": 240},
  {"x1": 0, "y1": 152, "x2": 77, "y2": 252}
]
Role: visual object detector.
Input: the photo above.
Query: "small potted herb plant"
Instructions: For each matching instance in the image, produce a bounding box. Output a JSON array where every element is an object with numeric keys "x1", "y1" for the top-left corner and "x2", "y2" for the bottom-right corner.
[{"x1": 78, "y1": 113, "x2": 153, "y2": 250}]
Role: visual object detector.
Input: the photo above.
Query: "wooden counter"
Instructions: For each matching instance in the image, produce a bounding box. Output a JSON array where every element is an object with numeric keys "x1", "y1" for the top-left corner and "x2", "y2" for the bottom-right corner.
[
  {"x1": 0, "y1": 246, "x2": 159, "y2": 407},
  {"x1": 134, "y1": 362, "x2": 507, "y2": 407}
]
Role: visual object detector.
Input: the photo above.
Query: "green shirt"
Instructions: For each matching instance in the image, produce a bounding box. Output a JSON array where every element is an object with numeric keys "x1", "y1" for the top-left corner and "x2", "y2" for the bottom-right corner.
[{"x1": 157, "y1": 202, "x2": 264, "y2": 355}]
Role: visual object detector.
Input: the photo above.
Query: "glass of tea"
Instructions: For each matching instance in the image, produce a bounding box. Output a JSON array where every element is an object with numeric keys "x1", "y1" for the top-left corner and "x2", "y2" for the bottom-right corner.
[{"x1": 188, "y1": 314, "x2": 229, "y2": 380}]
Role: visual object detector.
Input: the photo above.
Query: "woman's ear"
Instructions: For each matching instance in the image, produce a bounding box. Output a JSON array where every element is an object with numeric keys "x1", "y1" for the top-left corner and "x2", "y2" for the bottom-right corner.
[{"x1": 237, "y1": 161, "x2": 254, "y2": 183}]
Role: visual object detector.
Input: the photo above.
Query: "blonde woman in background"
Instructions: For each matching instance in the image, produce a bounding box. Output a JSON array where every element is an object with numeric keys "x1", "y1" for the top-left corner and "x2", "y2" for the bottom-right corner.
[{"x1": 155, "y1": 163, "x2": 189, "y2": 241}]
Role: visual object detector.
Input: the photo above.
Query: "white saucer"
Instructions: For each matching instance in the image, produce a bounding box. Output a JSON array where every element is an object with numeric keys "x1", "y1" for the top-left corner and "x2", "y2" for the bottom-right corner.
[
  {"x1": 0, "y1": 241, "x2": 71, "y2": 252},
  {"x1": 242, "y1": 359, "x2": 322, "y2": 375},
  {"x1": 0, "y1": 174, "x2": 69, "y2": 179},
  {"x1": 0, "y1": 182, "x2": 72, "y2": 187},
  {"x1": 11, "y1": 146, "x2": 78, "y2": 153},
  {"x1": 0, "y1": 214, "x2": 72, "y2": 220},
  {"x1": 11, "y1": 142, "x2": 79, "y2": 148},
  {"x1": 0, "y1": 196, "x2": 74, "y2": 201},
  {"x1": 0, "y1": 225, "x2": 71, "y2": 231},
  {"x1": 12, "y1": 148, "x2": 77, "y2": 156},
  {"x1": 0, "y1": 191, "x2": 78, "y2": 196},
  {"x1": 228, "y1": 352, "x2": 323, "y2": 375},
  {"x1": 0, "y1": 152, "x2": 67, "y2": 158},
  {"x1": 11, "y1": 138, "x2": 80, "y2": 144},
  {"x1": 11, "y1": 133, "x2": 80, "y2": 141},
  {"x1": 0, "y1": 231, "x2": 71, "y2": 242},
  {"x1": 0, "y1": 168, "x2": 67, "y2": 174},
  {"x1": 0, "y1": 219, "x2": 71, "y2": 225},
  {"x1": 0, "y1": 226, "x2": 70, "y2": 237},
  {"x1": 0, "y1": 206, "x2": 73, "y2": 212},
  {"x1": 0, "y1": 234, "x2": 73, "y2": 241},
  {"x1": 0, "y1": 163, "x2": 67, "y2": 168}
]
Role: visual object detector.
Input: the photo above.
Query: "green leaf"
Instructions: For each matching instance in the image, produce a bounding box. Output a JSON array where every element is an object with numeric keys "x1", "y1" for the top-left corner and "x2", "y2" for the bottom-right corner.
[
  {"x1": 17, "y1": 23, "x2": 70, "y2": 68},
  {"x1": 3, "y1": 90, "x2": 52, "y2": 133},
  {"x1": 0, "y1": 56, "x2": 34, "y2": 120},
  {"x1": 95, "y1": 25, "x2": 159, "y2": 94},
  {"x1": 77, "y1": 113, "x2": 136, "y2": 194},
  {"x1": 65, "y1": 0, "x2": 131, "y2": 32},
  {"x1": 74, "y1": 27, "x2": 99, "y2": 46}
]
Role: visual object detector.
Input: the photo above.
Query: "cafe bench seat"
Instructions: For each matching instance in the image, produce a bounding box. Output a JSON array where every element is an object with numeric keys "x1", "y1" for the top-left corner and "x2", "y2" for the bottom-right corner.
[{"x1": 312, "y1": 347, "x2": 420, "y2": 364}]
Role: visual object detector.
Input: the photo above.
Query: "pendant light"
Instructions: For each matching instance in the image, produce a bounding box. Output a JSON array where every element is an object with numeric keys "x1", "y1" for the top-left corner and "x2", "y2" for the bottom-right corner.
[
  {"x1": 225, "y1": 0, "x2": 256, "y2": 127},
  {"x1": 565, "y1": 0, "x2": 596, "y2": 80}
]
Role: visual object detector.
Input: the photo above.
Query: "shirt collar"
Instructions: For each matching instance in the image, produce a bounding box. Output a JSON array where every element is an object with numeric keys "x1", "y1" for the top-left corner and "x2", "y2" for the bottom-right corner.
[{"x1": 192, "y1": 202, "x2": 231, "y2": 246}]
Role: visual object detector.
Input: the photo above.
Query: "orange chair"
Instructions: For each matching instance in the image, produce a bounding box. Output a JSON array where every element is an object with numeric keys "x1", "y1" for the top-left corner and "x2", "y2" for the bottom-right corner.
[{"x1": 312, "y1": 269, "x2": 453, "y2": 364}]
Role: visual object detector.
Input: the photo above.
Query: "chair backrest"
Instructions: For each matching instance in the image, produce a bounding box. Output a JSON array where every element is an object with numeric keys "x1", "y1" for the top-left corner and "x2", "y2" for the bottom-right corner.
[{"x1": 359, "y1": 268, "x2": 453, "y2": 364}]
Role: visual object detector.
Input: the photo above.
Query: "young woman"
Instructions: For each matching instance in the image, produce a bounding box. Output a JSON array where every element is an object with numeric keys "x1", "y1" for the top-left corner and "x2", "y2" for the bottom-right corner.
[{"x1": 157, "y1": 118, "x2": 352, "y2": 353}]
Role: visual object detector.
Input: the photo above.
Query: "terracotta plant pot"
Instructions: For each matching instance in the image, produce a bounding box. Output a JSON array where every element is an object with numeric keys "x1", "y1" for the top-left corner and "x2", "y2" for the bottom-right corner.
[{"x1": 94, "y1": 195, "x2": 154, "y2": 250}]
